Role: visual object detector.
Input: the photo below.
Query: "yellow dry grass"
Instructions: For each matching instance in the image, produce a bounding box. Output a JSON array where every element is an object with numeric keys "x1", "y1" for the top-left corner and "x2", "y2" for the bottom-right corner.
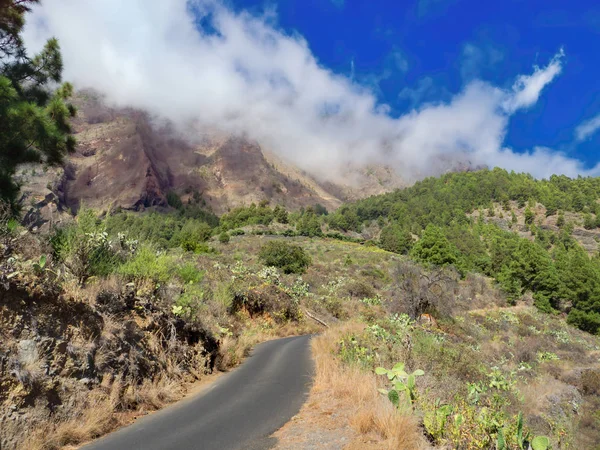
[
  {"x1": 22, "y1": 376, "x2": 184, "y2": 450},
  {"x1": 277, "y1": 322, "x2": 429, "y2": 450},
  {"x1": 23, "y1": 389, "x2": 118, "y2": 450}
]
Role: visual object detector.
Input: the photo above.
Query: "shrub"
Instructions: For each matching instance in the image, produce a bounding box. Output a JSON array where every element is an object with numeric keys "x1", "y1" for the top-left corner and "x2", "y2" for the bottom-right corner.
[
  {"x1": 118, "y1": 246, "x2": 174, "y2": 283},
  {"x1": 580, "y1": 369, "x2": 600, "y2": 395},
  {"x1": 177, "y1": 263, "x2": 204, "y2": 284},
  {"x1": 51, "y1": 208, "x2": 122, "y2": 284},
  {"x1": 219, "y1": 231, "x2": 230, "y2": 244},
  {"x1": 230, "y1": 284, "x2": 301, "y2": 322},
  {"x1": 524, "y1": 207, "x2": 535, "y2": 225},
  {"x1": 344, "y1": 279, "x2": 376, "y2": 299},
  {"x1": 173, "y1": 284, "x2": 205, "y2": 319},
  {"x1": 213, "y1": 281, "x2": 235, "y2": 309},
  {"x1": 173, "y1": 220, "x2": 213, "y2": 252},
  {"x1": 258, "y1": 241, "x2": 311, "y2": 274},
  {"x1": 166, "y1": 191, "x2": 183, "y2": 209}
]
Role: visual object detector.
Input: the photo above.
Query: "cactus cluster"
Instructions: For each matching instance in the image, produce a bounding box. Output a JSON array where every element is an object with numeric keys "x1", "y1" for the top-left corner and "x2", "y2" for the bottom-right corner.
[{"x1": 375, "y1": 362, "x2": 424, "y2": 407}]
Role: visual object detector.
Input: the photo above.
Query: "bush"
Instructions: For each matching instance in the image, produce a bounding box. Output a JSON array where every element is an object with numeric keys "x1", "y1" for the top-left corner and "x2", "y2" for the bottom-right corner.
[
  {"x1": 219, "y1": 231, "x2": 230, "y2": 244},
  {"x1": 173, "y1": 284, "x2": 205, "y2": 319},
  {"x1": 580, "y1": 369, "x2": 600, "y2": 395},
  {"x1": 51, "y1": 208, "x2": 122, "y2": 284},
  {"x1": 118, "y1": 246, "x2": 175, "y2": 283},
  {"x1": 258, "y1": 241, "x2": 311, "y2": 274},
  {"x1": 173, "y1": 220, "x2": 213, "y2": 252},
  {"x1": 177, "y1": 263, "x2": 204, "y2": 284},
  {"x1": 230, "y1": 284, "x2": 301, "y2": 322},
  {"x1": 166, "y1": 191, "x2": 183, "y2": 209}
]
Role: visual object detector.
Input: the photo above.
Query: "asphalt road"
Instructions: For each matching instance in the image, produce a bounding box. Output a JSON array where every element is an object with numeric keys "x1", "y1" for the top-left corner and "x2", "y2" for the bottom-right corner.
[{"x1": 83, "y1": 335, "x2": 314, "y2": 450}]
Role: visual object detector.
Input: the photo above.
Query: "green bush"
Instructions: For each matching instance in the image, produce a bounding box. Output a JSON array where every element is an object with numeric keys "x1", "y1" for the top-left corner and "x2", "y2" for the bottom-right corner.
[
  {"x1": 177, "y1": 263, "x2": 204, "y2": 284},
  {"x1": 219, "y1": 231, "x2": 230, "y2": 244},
  {"x1": 173, "y1": 220, "x2": 213, "y2": 252},
  {"x1": 258, "y1": 241, "x2": 311, "y2": 274},
  {"x1": 118, "y1": 246, "x2": 174, "y2": 283},
  {"x1": 51, "y1": 208, "x2": 122, "y2": 284},
  {"x1": 166, "y1": 191, "x2": 183, "y2": 209},
  {"x1": 173, "y1": 284, "x2": 205, "y2": 319}
]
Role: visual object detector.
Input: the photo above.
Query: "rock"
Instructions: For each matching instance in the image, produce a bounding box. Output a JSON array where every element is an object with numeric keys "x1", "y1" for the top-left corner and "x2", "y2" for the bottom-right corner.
[
  {"x1": 55, "y1": 341, "x2": 68, "y2": 355},
  {"x1": 17, "y1": 340, "x2": 38, "y2": 366},
  {"x1": 95, "y1": 290, "x2": 126, "y2": 314}
]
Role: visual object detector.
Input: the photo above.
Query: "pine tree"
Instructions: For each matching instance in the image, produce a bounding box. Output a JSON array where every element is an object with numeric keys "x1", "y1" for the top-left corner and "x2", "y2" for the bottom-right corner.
[
  {"x1": 379, "y1": 224, "x2": 413, "y2": 254},
  {"x1": 410, "y1": 224, "x2": 459, "y2": 267},
  {"x1": 0, "y1": 0, "x2": 76, "y2": 209},
  {"x1": 296, "y1": 208, "x2": 322, "y2": 237},
  {"x1": 273, "y1": 205, "x2": 289, "y2": 224},
  {"x1": 584, "y1": 213, "x2": 595, "y2": 230},
  {"x1": 524, "y1": 207, "x2": 535, "y2": 225}
]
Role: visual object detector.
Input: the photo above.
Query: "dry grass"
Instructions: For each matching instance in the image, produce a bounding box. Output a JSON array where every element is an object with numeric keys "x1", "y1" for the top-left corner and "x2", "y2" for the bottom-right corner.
[
  {"x1": 24, "y1": 389, "x2": 119, "y2": 450},
  {"x1": 217, "y1": 315, "x2": 319, "y2": 370},
  {"x1": 23, "y1": 376, "x2": 184, "y2": 450},
  {"x1": 279, "y1": 323, "x2": 429, "y2": 450},
  {"x1": 61, "y1": 275, "x2": 123, "y2": 304}
]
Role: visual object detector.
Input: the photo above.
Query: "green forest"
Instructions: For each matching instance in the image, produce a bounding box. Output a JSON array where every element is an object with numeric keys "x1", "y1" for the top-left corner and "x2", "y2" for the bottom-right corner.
[
  {"x1": 328, "y1": 169, "x2": 600, "y2": 334},
  {"x1": 94, "y1": 168, "x2": 600, "y2": 336}
]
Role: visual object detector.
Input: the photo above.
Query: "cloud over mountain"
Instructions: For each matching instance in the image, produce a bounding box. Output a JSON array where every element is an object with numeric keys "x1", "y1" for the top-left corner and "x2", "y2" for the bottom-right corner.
[{"x1": 23, "y1": 0, "x2": 600, "y2": 180}]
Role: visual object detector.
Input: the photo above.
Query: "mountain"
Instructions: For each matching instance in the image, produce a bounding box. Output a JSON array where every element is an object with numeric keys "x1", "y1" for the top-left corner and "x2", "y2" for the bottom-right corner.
[{"x1": 55, "y1": 90, "x2": 405, "y2": 215}]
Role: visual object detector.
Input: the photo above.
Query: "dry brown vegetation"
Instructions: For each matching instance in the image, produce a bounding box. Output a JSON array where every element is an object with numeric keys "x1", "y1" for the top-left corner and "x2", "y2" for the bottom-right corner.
[
  {"x1": 275, "y1": 323, "x2": 428, "y2": 450},
  {"x1": 3, "y1": 224, "x2": 600, "y2": 449}
]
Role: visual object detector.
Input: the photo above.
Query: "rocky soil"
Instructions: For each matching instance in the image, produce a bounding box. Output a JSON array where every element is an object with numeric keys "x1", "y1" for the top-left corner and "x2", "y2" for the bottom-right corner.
[{"x1": 0, "y1": 267, "x2": 218, "y2": 450}]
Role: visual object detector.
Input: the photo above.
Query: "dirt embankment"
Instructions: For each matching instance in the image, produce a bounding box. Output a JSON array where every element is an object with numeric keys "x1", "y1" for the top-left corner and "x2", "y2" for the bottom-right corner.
[{"x1": 0, "y1": 275, "x2": 218, "y2": 450}]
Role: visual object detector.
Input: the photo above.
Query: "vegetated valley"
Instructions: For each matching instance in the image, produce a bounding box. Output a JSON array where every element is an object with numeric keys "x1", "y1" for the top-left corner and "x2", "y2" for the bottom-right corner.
[
  {"x1": 2, "y1": 2, "x2": 600, "y2": 449},
  {"x1": 2, "y1": 170, "x2": 600, "y2": 449}
]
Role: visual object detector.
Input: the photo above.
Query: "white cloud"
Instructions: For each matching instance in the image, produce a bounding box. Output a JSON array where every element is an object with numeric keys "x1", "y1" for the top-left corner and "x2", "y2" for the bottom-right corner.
[
  {"x1": 23, "y1": 1, "x2": 595, "y2": 181},
  {"x1": 503, "y1": 48, "x2": 564, "y2": 113},
  {"x1": 575, "y1": 114, "x2": 600, "y2": 142}
]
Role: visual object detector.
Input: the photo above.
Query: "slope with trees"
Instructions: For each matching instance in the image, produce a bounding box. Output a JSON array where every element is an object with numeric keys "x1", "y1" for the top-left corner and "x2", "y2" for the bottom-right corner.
[
  {"x1": 0, "y1": 0, "x2": 76, "y2": 210},
  {"x1": 328, "y1": 168, "x2": 600, "y2": 334}
]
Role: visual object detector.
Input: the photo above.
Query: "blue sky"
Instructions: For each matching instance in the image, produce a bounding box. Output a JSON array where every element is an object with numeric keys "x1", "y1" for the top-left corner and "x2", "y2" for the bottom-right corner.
[
  {"x1": 25, "y1": 0, "x2": 600, "y2": 180},
  {"x1": 229, "y1": 0, "x2": 600, "y2": 168}
]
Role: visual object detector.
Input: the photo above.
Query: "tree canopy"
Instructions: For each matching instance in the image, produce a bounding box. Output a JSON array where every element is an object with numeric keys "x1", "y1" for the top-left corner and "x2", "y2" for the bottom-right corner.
[
  {"x1": 326, "y1": 168, "x2": 600, "y2": 335},
  {"x1": 0, "y1": 0, "x2": 75, "y2": 209}
]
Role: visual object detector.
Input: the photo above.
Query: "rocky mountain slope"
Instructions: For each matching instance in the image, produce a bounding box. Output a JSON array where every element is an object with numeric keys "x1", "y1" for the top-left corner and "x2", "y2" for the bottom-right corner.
[{"x1": 55, "y1": 91, "x2": 405, "y2": 215}]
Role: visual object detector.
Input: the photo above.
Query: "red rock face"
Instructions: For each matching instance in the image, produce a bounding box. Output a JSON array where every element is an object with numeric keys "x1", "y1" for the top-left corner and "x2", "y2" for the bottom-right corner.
[{"x1": 62, "y1": 90, "x2": 407, "y2": 214}]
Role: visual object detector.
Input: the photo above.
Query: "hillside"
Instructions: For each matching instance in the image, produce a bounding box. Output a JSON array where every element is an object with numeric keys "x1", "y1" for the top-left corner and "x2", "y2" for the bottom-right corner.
[
  {"x1": 37, "y1": 90, "x2": 404, "y2": 216},
  {"x1": 2, "y1": 207, "x2": 600, "y2": 449},
  {"x1": 327, "y1": 169, "x2": 600, "y2": 335},
  {"x1": 4, "y1": 2, "x2": 600, "y2": 449},
  {"x1": 6, "y1": 166, "x2": 600, "y2": 449}
]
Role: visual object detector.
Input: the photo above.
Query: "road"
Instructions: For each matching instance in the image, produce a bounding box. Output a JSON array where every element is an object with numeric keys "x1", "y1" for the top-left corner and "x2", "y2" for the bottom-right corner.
[{"x1": 83, "y1": 335, "x2": 314, "y2": 450}]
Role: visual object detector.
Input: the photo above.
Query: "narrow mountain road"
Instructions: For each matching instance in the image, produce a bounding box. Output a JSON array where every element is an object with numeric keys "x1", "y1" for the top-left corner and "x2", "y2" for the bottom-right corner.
[{"x1": 83, "y1": 335, "x2": 314, "y2": 450}]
